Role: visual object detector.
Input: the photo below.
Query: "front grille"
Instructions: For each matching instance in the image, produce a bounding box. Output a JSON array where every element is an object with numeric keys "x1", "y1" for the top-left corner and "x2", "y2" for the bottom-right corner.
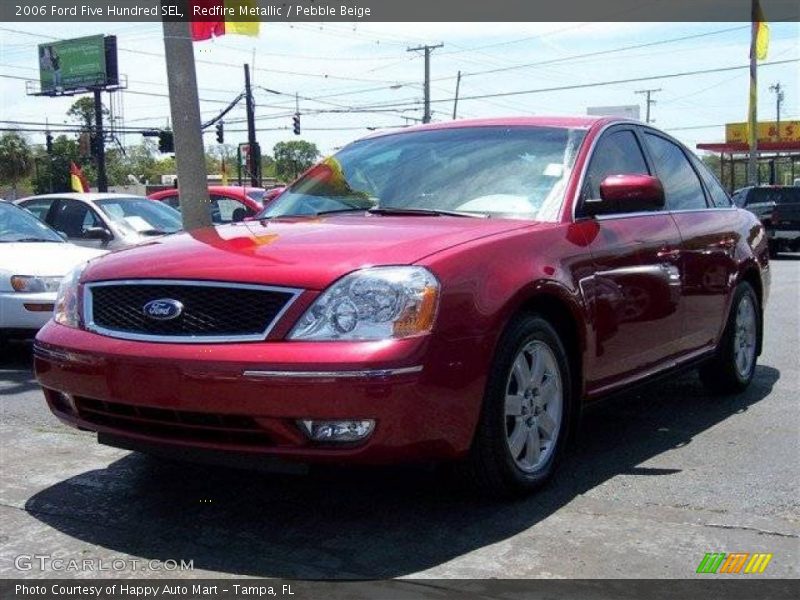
[
  {"x1": 86, "y1": 281, "x2": 297, "y2": 341},
  {"x1": 74, "y1": 397, "x2": 272, "y2": 447}
]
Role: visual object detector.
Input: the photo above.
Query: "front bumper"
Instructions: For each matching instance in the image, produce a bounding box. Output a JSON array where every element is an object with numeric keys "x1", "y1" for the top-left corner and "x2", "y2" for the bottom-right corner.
[
  {"x1": 0, "y1": 291, "x2": 55, "y2": 332},
  {"x1": 34, "y1": 321, "x2": 487, "y2": 465}
]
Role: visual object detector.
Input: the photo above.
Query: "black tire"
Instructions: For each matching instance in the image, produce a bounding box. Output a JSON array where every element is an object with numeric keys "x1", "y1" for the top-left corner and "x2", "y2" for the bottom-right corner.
[
  {"x1": 463, "y1": 314, "x2": 574, "y2": 498},
  {"x1": 699, "y1": 281, "x2": 760, "y2": 395}
]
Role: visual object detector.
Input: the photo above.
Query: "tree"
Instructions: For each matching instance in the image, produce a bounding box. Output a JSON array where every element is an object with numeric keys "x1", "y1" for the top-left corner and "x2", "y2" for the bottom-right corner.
[
  {"x1": 67, "y1": 96, "x2": 109, "y2": 132},
  {"x1": 273, "y1": 140, "x2": 320, "y2": 181},
  {"x1": 31, "y1": 135, "x2": 91, "y2": 194},
  {"x1": 0, "y1": 131, "x2": 33, "y2": 199}
]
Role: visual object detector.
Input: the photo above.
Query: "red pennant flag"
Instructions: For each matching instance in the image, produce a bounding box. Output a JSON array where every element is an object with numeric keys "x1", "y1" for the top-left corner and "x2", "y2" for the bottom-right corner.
[{"x1": 190, "y1": 0, "x2": 260, "y2": 41}]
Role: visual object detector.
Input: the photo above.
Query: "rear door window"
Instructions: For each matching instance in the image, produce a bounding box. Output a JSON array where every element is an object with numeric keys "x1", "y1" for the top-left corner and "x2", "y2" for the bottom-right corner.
[{"x1": 643, "y1": 133, "x2": 707, "y2": 211}]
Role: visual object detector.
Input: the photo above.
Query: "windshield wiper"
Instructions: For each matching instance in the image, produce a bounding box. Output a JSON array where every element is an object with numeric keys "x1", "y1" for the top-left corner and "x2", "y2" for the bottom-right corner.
[
  {"x1": 4, "y1": 237, "x2": 61, "y2": 243},
  {"x1": 138, "y1": 229, "x2": 170, "y2": 236},
  {"x1": 368, "y1": 207, "x2": 485, "y2": 218}
]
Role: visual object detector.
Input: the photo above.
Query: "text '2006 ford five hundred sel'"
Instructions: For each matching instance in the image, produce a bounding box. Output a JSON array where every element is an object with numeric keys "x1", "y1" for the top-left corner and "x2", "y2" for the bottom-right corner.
[{"x1": 34, "y1": 117, "x2": 769, "y2": 496}]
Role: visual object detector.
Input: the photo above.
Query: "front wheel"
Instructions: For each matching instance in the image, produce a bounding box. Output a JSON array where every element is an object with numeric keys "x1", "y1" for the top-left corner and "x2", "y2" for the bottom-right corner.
[
  {"x1": 464, "y1": 314, "x2": 573, "y2": 497},
  {"x1": 699, "y1": 281, "x2": 760, "y2": 394}
]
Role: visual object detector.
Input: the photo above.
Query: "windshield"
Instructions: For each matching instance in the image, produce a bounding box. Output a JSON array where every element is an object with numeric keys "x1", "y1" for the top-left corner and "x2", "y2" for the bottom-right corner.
[
  {"x1": 260, "y1": 126, "x2": 586, "y2": 220},
  {"x1": 0, "y1": 202, "x2": 64, "y2": 243},
  {"x1": 95, "y1": 197, "x2": 183, "y2": 234}
]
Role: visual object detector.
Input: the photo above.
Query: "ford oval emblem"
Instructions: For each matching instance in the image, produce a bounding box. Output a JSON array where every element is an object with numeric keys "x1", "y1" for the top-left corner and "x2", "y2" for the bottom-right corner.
[{"x1": 142, "y1": 299, "x2": 184, "y2": 321}]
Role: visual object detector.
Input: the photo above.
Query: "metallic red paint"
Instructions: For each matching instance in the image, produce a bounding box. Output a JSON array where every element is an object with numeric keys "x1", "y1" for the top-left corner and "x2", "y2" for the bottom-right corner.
[{"x1": 34, "y1": 117, "x2": 769, "y2": 467}]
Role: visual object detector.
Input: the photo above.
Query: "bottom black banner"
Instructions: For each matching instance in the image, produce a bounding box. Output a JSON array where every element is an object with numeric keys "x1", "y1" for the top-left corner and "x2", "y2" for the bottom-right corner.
[{"x1": 1, "y1": 579, "x2": 798, "y2": 600}]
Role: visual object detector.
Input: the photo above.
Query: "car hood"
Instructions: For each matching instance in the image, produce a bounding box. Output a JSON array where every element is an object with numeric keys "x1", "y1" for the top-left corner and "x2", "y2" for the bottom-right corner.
[
  {"x1": 0, "y1": 242, "x2": 106, "y2": 278},
  {"x1": 82, "y1": 214, "x2": 537, "y2": 290}
]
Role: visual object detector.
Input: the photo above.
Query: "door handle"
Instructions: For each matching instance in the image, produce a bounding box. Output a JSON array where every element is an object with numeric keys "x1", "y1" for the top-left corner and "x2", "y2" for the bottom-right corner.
[{"x1": 657, "y1": 247, "x2": 681, "y2": 261}]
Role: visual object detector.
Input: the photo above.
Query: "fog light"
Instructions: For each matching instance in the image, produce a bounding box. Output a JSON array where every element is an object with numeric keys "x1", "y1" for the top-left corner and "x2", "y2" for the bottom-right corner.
[{"x1": 298, "y1": 419, "x2": 375, "y2": 442}]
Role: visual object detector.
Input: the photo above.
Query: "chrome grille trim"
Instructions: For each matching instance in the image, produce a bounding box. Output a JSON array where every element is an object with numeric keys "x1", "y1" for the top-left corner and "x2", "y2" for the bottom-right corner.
[{"x1": 83, "y1": 279, "x2": 303, "y2": 343}]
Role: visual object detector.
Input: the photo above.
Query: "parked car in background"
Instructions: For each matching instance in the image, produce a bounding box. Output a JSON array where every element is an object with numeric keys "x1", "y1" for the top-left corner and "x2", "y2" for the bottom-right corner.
[
  {"x1": 34, "y1": 117, "x2": 769, "y2": 496},
  {"x1": 15, "y1": 193, "x2": 182, "y2": 250},
  {"x1": 148, "y1": 185, "x2": 283, "y2": 223},
  {"x1": 1, "y1": 200, "x2": 105, "y2": 343},
  {"x1": 732, "y1": 186, "x2": 800, "y2": 257}
]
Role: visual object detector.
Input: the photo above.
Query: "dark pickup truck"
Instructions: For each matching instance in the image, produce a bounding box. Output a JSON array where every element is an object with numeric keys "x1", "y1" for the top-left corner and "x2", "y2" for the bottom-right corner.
[{"x1": 732, "y1": 186, "x2": 800, "y2": 257}]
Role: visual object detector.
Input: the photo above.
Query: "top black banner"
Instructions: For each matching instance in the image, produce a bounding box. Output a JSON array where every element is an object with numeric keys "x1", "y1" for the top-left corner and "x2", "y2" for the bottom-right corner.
[{"x1": 3, "y1": 0, "x2": 800, "y2": 22}]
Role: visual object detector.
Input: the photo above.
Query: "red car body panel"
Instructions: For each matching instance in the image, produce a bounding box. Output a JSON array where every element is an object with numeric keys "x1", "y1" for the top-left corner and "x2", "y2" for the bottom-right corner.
[{"x1": 34, "y1": 116, "x2": 770, "y2": 466}]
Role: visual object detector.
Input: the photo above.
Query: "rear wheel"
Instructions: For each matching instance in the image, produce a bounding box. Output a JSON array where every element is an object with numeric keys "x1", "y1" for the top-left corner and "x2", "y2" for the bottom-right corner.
[
  {"x1": 464, "y1": 314, "x2": 573, "y2": 497},
  {"x1": 699, "y1": 281, "x2": 760, "y2": 394}
]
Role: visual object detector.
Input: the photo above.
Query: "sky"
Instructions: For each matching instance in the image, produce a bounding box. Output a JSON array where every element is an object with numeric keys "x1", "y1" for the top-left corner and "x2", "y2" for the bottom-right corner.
[{"x1": 0, "y1": 21, "x2": 798, "y2": 162}]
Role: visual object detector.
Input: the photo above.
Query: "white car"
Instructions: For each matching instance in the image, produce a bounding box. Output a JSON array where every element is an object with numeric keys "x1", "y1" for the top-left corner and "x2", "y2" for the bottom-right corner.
[
  {"x1": 0, "y1": 201, "x2": 106, "y2": 341},
  {"x1": 15, "y1": 193, "x2": 183, "y2": 250}
]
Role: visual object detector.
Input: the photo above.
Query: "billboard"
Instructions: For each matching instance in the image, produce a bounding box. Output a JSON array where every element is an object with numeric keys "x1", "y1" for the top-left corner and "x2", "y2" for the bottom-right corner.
[
  {"x1": 587, "y1": 105, "x2": 641, "y2": 121},
  {"x1": 38, "y1": 35, "x2": 117, "y2": 94},
  {"x1": 725, "y1": 121, "x2": 800, "y2": 144}
]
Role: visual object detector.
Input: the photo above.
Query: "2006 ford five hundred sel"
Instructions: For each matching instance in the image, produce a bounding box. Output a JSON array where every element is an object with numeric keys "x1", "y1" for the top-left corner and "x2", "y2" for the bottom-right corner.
[{"x1": 34, "y1": 117, "x2": 769, "y2": 495}]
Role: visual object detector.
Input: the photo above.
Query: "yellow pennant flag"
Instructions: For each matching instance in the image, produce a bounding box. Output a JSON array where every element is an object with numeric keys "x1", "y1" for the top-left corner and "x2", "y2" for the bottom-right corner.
[
  {"x1": 224, "y1": 0, "x2": 260, "y2": 37},
  {"x1": 753, "y1": 0, "x2": 769, "y2": 60}
]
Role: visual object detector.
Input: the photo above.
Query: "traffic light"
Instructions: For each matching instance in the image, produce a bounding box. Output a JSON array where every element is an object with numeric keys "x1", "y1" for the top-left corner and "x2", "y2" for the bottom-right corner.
[
  {"x1": 215, "y1": 121, "x2": 224, "y2": 144},
  {"x1": 158, "y1": 130, "x2": 174, "y2": 153},
  {"x1": 45, "y1": 132, "x2": 53, "y2": 154},
  {"x1": 293, "y1": 113, "x2": 301, "y2": 136}
]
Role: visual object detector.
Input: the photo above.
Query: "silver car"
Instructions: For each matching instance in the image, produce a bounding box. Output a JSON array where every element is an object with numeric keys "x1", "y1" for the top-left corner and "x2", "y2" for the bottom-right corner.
[{"x1": 15, "y1": 193, "x2": 183, "y2": 250}]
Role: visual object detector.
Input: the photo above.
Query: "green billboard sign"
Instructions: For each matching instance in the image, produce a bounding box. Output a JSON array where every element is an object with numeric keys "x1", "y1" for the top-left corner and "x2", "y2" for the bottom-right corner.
[{"x1": 38, "y1": 35, "x2": 108, "y2": 93}]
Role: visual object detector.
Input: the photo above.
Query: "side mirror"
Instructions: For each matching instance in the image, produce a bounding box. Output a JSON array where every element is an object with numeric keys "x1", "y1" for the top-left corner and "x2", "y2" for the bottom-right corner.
[
  {"x1": 83, "y1": 226, "x2": 112, "y2": 241},
  {"x1": 585, "y1": 174, "x2": 665, "y2": 216}
]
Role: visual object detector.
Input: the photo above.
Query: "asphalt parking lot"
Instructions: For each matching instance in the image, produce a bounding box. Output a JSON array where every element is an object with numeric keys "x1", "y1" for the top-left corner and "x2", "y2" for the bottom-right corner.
[{"x1": 0, "y1": 257, "x2": 798, "y2": 580}]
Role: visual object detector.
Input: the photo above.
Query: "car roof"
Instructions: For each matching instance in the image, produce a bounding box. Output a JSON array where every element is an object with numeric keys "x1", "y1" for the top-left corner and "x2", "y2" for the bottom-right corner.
[
  {"x1": 360, "y1": 115, "x2": 616, "y2": 141},
  {"x1": 16, "y1": 192, "x2": 146, "y2": 203}
]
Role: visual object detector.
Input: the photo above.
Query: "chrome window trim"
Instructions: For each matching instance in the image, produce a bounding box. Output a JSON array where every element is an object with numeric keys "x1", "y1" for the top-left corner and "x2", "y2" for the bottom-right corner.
[
  {"x1": 589, "y1": 206, "x2": 740, "y2": 222},
  {"x1": 83, "y1": 279, "x2": 303, "y2": 343},
  {"x1": 241, "y1": 365, "x2": 424, "y2": 379}
]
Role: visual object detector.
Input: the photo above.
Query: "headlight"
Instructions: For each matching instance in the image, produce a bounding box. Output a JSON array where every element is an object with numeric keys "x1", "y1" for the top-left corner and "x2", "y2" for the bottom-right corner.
[
  {"x1": 53, "y1": 263, "x2": 88, "y2": 328},
  {"x1": 10, "y1": 275, "x2": 63, "y2": 293},
  {"x1": 289, "y1": 266, "x2": 440, "y2": 341}
]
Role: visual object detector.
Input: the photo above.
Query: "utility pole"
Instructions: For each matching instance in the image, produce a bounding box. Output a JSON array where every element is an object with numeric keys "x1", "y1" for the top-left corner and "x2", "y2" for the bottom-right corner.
[
  {"x1": 769, "y1": 82, "x2": 784, "y2": 141},
  {"x1": 162, "y1": 18, "x2": 211, "y2": 230},
  {"x1": 407, "y1": 43, "x2": 443, "y2": 124},
  {"x1": 452, "y1": 70, "x2": 462, "y2": 120},
  {"x1": 93, "y1": 88, "x2": 107, "y2": 192},
  {"x1": 635, "y1": 88, "x2": 661, "y2": 124},
  {"x1": 244, "y1": 63, "x2": 260, "y2": 187}
]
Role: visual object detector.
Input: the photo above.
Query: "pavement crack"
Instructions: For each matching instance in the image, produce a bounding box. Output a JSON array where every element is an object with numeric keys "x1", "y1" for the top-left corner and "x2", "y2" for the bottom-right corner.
[{"x1": 702, "y1": 522, "x2": 799, "y2": 539}]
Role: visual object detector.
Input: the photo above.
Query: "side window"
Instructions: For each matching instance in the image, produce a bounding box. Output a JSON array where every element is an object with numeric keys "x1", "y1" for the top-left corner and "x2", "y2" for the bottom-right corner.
[
  {"x1": 691, "y1": 155, "x2": 731, "y2": 208},
  {"x1": 584, "y1": 130, "x2": 650, "y2": 202},
  {"x1": 210, "y1": 196, "x2": 246, "y2": 223},
  {"x1": 643, "y1": 133, "x2": 707, "y2": 211},
  {"x1": 19, "y1": 198, "x2": 55, "y2": 221},
  {"x1": 50, "y1": 200, "x2": 103, "y2": 238}
]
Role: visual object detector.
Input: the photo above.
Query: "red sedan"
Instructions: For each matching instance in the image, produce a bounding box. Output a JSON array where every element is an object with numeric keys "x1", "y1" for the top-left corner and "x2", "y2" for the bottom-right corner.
[
  {"x1": 148, "y1": 185, "x2": 284, "y2": 223},
  {"x1": 34, "y1": 117, "x2": 769, "y2": 496}
]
